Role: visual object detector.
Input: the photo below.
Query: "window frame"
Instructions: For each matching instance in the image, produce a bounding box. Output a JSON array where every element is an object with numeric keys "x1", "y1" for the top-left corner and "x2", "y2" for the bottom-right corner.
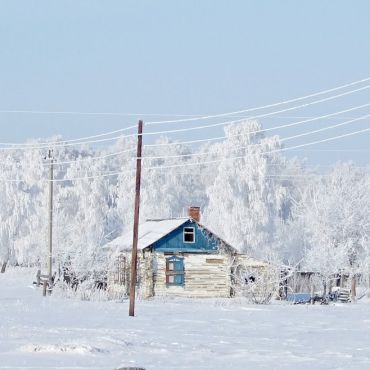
[
  {"x1": 113, "y1": 254, "x2": 126, "y2": 285},
  {"x1": 165, "y1": 256, "x2": 185, "y2": 286},
  {"x1": 183, "y1": 226, "x2": 195, "y2": 244}
]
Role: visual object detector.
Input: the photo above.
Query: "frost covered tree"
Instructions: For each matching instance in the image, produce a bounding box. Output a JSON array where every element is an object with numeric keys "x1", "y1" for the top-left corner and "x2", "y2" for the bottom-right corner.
[
  {"x1": 0, "y1": 125, "x2": 368, "y2": 291},
  {"x1": 294, "y1": 163, "x2": 370, "y2": 293},
  {"x1": 0, "y1": 146, "x2": 49, "y2": 267},
  {"x1": 53, "y1": 143, "x2": 123, "y2": 277},
  {"x1": 204, "y1": 121, "x2": 292, "y2": 258},
  {"x1": 273, "y1": 158, "x2": 314, "y2": 265},
  {"x1": 115, "y1": 136, "x2": 209, "y2": 230}
]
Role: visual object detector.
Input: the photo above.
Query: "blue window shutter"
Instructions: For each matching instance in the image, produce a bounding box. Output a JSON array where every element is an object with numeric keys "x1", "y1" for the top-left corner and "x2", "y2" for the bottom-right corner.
[
  {"x1": 177, "y1": 259, "x2": 184, "y2": 285},
  {"x1": 166, "y1": 256, "x2": 184, "y2": 286},
  {"x1": 175, "y1": 274, "x2": 182, "y2": 284},
  {"x1": 174, "y1": 259, "x2": 184, "y2": 272}
]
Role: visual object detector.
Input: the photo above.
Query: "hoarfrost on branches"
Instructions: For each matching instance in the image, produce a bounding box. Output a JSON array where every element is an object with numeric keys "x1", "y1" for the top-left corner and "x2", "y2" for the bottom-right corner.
[{"x1": 0, "y1": 122, "x2": 369, "y2": 289}]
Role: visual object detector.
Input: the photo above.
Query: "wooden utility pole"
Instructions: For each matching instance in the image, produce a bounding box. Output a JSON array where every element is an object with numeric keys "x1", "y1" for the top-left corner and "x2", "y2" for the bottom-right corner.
[
  {"x1": 48, "y1": 149, "x2": 54, "y2": 279},
  {"x1": 129, "y1": 120, "x2": 143, "y2": 317}
]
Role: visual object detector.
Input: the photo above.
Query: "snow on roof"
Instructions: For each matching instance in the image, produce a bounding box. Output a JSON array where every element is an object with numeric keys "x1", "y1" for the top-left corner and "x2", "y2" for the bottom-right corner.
[
  {"x1": 236, "y1": 255, "x2": 270, "y2": 267},
  {"x1": 105, "y1": 218, "x2": 188, "y2": 252}
]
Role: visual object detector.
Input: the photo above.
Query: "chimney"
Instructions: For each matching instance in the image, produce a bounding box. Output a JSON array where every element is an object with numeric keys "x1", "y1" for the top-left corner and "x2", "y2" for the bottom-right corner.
[{"x1": 188, "y1": 206, "x2": 201, "y2": 222}]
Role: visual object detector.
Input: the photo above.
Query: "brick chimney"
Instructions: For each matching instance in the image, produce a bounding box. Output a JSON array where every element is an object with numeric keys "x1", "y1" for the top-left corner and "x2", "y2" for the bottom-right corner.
[{"x1": 188, "y1": 206, "x2": 201, "y2": 222}]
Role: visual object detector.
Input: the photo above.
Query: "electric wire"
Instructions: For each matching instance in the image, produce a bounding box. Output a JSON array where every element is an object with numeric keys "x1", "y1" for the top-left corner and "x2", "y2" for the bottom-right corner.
[
  {"x1": 143, "y1": 86, "x2": 370, "y2": 135},
  {"x1": 0, "y1": 125, "x2": 138, "y2": 148},
  {"x1": 1, "y1": 125, "x2": 369, "y2": 182},
  {"x1": 133, "y1": 114, "x2": 370, "y2": 162},
  {"x1": 145, "y1": 77, "x2": 370, "y2": 125},
  {"x1": 0, "y1": 84, "x2": 369, "y2": 151},
  {"x1": 0, "y1": 132, "x2": 136, "y2": 151},
  {"x1": 43, "y1": 103, "x2": 370, "y2": 166},
  {"x1": 139, "y1": 126, "x2": 370, "y2": 172},
  {"x1": 289, "y1": 149, "x2": 370, "y2": 152},
  {"x1": 49, "y1": 147, "x2": 136, "y2": 166},
  {"x1": 144, "y1": 103, "x2": 370, "y2": 148},
  {"x1": 1, "y1": 76, "x2": 369, "y2": 124}
]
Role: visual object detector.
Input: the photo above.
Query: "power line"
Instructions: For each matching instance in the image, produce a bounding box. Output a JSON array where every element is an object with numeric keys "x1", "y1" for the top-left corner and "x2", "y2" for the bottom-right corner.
[
  {"x1": 39, "y1": 104, "x2": 370, "y2": 166},
  {"x1": 0, "y1": 76, "x2": 369, "y2": 123},
  {"x1": 144, "y1": 103, "x2": 370, "y2": 148},
  {"x1": 0, "y1": 110, "x2": 183, "y2": 117},
  {"x1": 0, "y1": 125, "x2": 137, "y2": 148},
  {"x1": 0, "y1": 85, "x2": 369, "y2": 151},
  {"x1": 0, "y1": 132, "x2": 136, "y2": 151},
  {"x1": 281, "y1": 113, "x2": 370, "y2": 143},
  {"x1": 30, "y1": 110, "x2": 370, "y2": 168},
  {"x1": 144, "y1": 85, "x2": 370, "y2": 134},
  {"x1": 258, "y1": 115, "x2": 369, "y2": 120},
  {"x1": 1, "y1": 125, "x2": 369, "y2": 183},
  {"x1": 168, "y1": 114, "x2": 370, "y2": 120},
  {"x1": 145, "y1": 77, "x2": 370, "y2": 125},
  {"x1": 3, "y1": 104, "x2": 368, "y2": 170},
  {"x1": 48, "y1": 147, "x2": 136, "y2": 166},
  {"x1": 136, "y1": 114, "x2": 370, "y2": 161},
  {"x1": 0, "y1": 97, "x2": 364, "y2": 153},
  {"x1": 135, "y1": 126, "x2": 370, "y2": 173},
  {"x1": 289, "y1": 149, "x2": 370, "y2": 152}
]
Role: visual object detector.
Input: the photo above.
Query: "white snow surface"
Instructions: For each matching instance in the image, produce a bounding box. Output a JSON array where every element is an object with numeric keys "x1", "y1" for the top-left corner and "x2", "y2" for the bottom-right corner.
[
  {"x1": 104, "y1": 218, "x2": 188, "y2": 251},
  {"x1": 1, "y1": 268, "x2": 370, "y2": 370}
]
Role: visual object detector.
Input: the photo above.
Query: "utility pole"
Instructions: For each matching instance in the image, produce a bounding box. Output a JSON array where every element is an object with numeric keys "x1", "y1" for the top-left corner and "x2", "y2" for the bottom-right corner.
[
  {"x1": 48, "y1": 149, "x2": 54, "y2": 279},
  {"x1": 129, "y1": 120, "x2": 143, "y2": 317}
]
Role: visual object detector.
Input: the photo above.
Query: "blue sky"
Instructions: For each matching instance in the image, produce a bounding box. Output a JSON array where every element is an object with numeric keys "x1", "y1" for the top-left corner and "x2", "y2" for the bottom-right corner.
[{"x1": 0, "y1": 0, "x2": 369, "y2": 166}]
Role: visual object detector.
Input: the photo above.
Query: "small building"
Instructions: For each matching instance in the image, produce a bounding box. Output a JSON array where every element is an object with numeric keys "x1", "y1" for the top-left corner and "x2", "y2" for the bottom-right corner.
[
  {"x1": 104, "y1": 207, "x2": 268, "y2": 299},
  {"x1": 281, "y1": 268, "x2": 354, "y2": 302}
]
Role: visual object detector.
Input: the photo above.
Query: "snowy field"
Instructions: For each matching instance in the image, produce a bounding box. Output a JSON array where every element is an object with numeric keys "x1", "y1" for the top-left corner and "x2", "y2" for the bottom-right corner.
[{"x1": 1, "y1": 269, "x2": 370, "y2": 370}]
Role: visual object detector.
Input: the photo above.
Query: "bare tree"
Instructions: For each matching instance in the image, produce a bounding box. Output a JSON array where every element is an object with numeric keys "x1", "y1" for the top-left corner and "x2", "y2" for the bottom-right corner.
[{"x1": 231, "y1": 256, "x2": 281, "y2": 304}]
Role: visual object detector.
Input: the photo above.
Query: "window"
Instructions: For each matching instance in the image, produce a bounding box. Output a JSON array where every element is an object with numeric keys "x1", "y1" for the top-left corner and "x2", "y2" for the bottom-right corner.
[
  {"x1": 183, "y1": 227, "x2": 195, "y2": 243},
  {"x1": 166, "y1": 256, "x2": 184, "y2": 285},
  {"x1": 113, "y1": 254, "x2": 126, "y2": 285}
]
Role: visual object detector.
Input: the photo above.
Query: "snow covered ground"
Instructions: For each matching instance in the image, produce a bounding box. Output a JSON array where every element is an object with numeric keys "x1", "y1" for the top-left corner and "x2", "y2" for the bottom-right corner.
[{"x1": 1, "y1": 269, "x2": 370, "y2": 370}]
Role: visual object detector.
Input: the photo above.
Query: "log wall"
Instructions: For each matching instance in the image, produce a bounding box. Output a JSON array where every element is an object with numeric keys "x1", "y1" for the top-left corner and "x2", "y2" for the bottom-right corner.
[
  {"x1": 152, "y1": 253, "x2": 232, "y2": 298},
  {"x1": 107, "y1": 250, "x2": 270, "y2": 299}
]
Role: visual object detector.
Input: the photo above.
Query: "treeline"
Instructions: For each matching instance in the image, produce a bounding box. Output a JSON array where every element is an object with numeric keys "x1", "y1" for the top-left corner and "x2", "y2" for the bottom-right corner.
[{"x1": 0, "y1": 121, "x2": 369, "y2": 282}]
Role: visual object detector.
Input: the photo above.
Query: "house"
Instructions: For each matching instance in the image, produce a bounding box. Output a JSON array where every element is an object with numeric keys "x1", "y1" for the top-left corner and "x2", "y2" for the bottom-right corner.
[{"x1": 104, "y1": 207, "x2": 269, "y2": 299}]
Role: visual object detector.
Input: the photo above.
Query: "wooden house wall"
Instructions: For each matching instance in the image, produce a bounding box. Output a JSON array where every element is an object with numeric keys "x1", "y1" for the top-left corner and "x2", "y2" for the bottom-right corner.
[
  {"x1": 106, "y1": 250, "x2": 270, "y2": 299},
  {"x1": 152, "y1": 252, "x2": 232, "y2": 298},
  {"x1": 107, "y1": 251, "x2": 233, "y2": 298},
  {"x1": 106, "y1": 251, "x2": 153, "y2": 299}
]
